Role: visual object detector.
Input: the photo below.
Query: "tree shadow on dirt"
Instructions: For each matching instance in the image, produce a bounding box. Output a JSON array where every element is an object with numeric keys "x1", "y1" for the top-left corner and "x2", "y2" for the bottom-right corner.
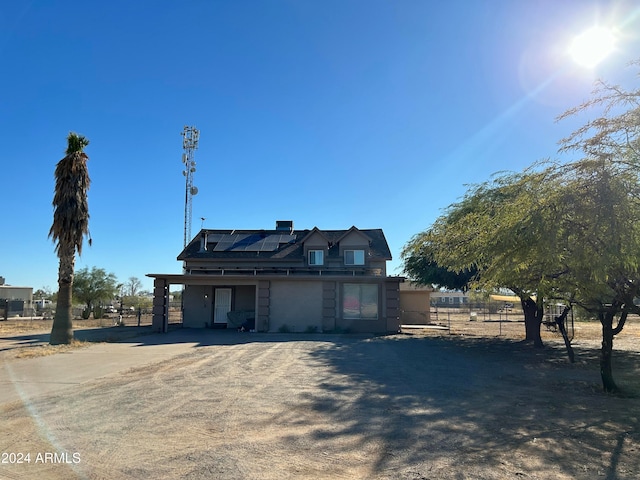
[
  {"x1": 0, "y1": 326, "x2": 372, "y2": 353},
  {"x1": 0, "y1": 326, "x2": 156, "y2": 352},
  {"x1": 295, "y1": 335, "x2": 640, "y2": 479}
]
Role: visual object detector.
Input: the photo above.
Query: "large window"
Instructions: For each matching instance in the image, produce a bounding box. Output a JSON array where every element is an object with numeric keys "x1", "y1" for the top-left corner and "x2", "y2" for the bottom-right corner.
[
  {"x1": 344, "y1": 249, "x2": 365, "y2": 265},
  {"x1": 308, "y1": 250, "x2": 324, "y2": 266},
  {"x1": 343, "y1": 284, "x2": 378, "y2": 319}
]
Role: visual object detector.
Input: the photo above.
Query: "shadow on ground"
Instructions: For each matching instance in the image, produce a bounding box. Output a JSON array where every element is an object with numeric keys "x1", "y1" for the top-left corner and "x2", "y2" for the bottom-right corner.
[
  {"x1": 0, "y1": 326, "x2": 157, "y2": 352},
  {"x1": 2, "y1": 325, "x2": 640, "y2": 479},
  {"x1": 0, "y1": 325, "x2": 369, "y2": 353},
  {"x1": 290, "y1": 335, "x2": 640, "y2": 479}
]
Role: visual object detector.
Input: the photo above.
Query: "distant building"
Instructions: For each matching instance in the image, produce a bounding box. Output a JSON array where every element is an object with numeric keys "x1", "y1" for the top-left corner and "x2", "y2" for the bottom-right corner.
[
  {"x1": 0, "y1": 279, "x2": 34, "y2": 318},
  {"x1": 430, "y1": 291, "x2": 469, "y2": 308}
]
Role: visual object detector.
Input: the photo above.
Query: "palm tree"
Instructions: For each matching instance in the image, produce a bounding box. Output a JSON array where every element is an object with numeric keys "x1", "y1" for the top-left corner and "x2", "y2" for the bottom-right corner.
[{"x1": 49, "y1": 132, "x2": 91, "y2": 345}]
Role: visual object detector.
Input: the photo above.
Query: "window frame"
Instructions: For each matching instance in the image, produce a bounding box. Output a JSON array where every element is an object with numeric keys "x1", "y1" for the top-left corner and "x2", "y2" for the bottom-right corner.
[
  {"x1": 342, "y1": 283, "x2": 379, "y2": 320},
  {"x1": 344, "y1": 249, "x2": 365, "y2": 266},
  {"x1": 308, "y1": 249, "x2": 324, "y2": 266}
]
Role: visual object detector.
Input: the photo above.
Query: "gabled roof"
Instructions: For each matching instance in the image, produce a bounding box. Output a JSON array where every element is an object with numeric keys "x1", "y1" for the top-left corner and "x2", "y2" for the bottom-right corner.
[
  {"x1": 336, "y1": 225, "x2": 372, "y2": 244},
  {"x1": 298, "y1": 227, "x2": 330, "y2": 244},
  {"x1": 178, "y1": 227, "x2": 392, "y2": 261}
]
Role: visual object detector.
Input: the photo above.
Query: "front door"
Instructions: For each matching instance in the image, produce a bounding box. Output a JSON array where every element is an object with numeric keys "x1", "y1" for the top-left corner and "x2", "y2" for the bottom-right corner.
[{"x1": 213, "y1": 288, "x2": 232, "y2": 325}]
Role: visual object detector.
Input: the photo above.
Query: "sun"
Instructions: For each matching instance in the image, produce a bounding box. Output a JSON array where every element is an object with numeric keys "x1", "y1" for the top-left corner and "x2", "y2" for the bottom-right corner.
[{"x1": 569, "y1": 26, "x2": 616, "y2": 68}]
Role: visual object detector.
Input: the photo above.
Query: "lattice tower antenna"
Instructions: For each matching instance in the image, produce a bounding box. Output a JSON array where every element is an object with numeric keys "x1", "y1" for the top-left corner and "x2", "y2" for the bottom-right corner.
[{"x1": 181, "y1": 126, "x2": 200, "y2": 248}]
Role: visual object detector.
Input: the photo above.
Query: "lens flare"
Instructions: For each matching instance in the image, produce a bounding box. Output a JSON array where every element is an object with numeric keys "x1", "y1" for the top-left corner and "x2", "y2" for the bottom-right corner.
[{"x1": 569, "y1": 26, "x2": 616, "y2": 68}]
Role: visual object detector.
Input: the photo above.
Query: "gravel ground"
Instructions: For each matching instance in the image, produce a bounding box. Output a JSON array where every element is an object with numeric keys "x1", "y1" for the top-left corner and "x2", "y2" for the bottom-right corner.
[{"x1": 1, "y1": 318, "x2": 640, "y2": 479}]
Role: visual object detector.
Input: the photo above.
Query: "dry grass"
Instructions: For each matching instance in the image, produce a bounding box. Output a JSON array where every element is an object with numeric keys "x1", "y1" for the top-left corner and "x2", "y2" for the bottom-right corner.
[
  {"x1": 0, "y1": 318, "x2": 106, "y2": 333},
  {"x1": 1, "y1": 319, "x2": 153, "y2": 361},
  {"x1": 403, "y1": 307, "x2": 640, "y2": 348},
  {"x1": 13, "y1": 339, "x2": 92, "y2": 359}
]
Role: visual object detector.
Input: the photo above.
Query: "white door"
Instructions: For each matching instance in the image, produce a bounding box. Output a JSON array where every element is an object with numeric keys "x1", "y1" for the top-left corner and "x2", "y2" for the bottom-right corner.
[{"x1": 214, "y1": 288, "x2": 232, "y2": 324}]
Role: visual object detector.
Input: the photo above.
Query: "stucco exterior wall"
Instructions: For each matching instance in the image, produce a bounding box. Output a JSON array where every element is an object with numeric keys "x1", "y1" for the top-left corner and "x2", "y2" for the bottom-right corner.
[
  {"x1": 303, "y1": 231, "x2": 329, "y2": 248},
  {"x1": 235, "y1": 285, "x2": 255, "y2": 311},
  {"x1": 151, "y1": 274, "x2": 401, "y2": 335},
  {"x1": 0, "y1": 286, "x2": 33, "y2": 302},
  {"x1": 269, "y1": 280, "x2": 323, "y2": 332},
  {"x1": 338, "y1": 231, "x2": 369, "y2": 248},
  {"x1": 183, "y1": 284, "x2": 212, "y2": 328},
  {"x1": 400, "y1": 291, "x2": 431, "y2": 324}
]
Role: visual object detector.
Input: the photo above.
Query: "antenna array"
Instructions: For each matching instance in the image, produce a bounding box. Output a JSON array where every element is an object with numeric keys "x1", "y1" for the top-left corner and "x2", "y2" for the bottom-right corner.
[{"x1": 181, "y1": 126, "x2": 200, "y2": 248}]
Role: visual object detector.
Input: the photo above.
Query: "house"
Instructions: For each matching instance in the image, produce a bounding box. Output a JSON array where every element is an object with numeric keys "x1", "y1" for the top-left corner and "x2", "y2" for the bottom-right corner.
[
  {"x1": 147, "y1": 221, "x2": 403, "y2": 334},
  {"x1": 430, "y1": 290, "x2": 469, "y2": 308}
]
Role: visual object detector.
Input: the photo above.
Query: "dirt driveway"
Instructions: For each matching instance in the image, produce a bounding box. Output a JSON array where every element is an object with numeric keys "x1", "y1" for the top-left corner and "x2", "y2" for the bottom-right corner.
[{"x1": 1, "y1": 324, "x2": 640, "y2": 479}]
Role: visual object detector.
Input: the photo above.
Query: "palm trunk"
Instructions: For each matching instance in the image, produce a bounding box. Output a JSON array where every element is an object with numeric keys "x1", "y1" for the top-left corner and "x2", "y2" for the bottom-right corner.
[
  {"x1": 50, "y1": 246, "x2": 75, "y2": 345},
  {"x1": 600, "y1": 311, "x2": 618, "y2": 393}
]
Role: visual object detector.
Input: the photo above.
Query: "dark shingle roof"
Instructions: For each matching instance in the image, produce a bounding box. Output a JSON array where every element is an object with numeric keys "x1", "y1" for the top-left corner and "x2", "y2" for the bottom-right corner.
[{"x1": 178, "y1": 227, "x2": 392, "y2": 261}]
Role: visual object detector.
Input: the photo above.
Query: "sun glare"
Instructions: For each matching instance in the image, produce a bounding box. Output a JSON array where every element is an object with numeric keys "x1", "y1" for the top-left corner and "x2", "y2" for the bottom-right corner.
[{"x1": 569, "y1": 26, "x2": 616, "y2": 68}]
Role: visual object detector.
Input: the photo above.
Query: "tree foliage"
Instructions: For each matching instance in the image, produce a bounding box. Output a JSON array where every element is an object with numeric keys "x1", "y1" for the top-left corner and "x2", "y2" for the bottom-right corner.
[
  {"x1": 403, "y1": 168, "x2": 564, "y2": 346},
  {"x1": 403, "y1": 61, "x2": 640, "y2": 391},
  {"x1": 401, "y1": 236, "x2": 476, "y2": 291},
  {"x1": 73, "y1": 266, "x2": 119, "y2": 313},
  {"x1": 124, "y1": 277, "x2": 143, "y2": 297},
  {"x1": 554, "y1": 64, "x2": 640, "y2": 392}
]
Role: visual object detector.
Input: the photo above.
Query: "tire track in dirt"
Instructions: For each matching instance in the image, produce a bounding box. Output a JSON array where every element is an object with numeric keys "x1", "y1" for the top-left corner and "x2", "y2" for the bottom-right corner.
[
  {"x1": 80, "y1": 341, "x2": 304, "y2": 479},
  {"x1": 86, "y1": 352, "x2": 226, "y2": 478},
  {"x1": 4, "y1": 333, "x2": 639, "y2": 479}
]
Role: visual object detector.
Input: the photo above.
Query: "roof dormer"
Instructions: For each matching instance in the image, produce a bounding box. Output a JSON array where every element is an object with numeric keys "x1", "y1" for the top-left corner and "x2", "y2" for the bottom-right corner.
[
  {"x1": 300, "y1": 227, "x2": 330, "y2": 247},
  {"x1": 337, "y1": 227, "x2": 371, "y2": 265},
  {"x1": 336, "y1": 226, "x2": 371, "y2": 247}
]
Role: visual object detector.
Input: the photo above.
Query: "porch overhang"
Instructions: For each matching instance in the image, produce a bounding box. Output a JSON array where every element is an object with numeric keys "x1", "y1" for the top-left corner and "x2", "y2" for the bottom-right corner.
[
  {"x1": 147, "y1": 272, "x2": 400, "y2": 284},
  {"x1": 147, "y1": 273, "x2": 404, "y2": 334}
]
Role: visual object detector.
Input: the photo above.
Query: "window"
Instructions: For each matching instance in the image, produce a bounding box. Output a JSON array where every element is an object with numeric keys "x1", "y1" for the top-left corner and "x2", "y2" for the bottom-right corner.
[
  {"x1": 343, "y1": 284, "x2": 378, "y2": 319},
  {"x1": 308, "y1": 250, "x2": 324, "y2": 266},
  {"x1": 344, "y1": 249, "x2": 365, "y2": 265}
]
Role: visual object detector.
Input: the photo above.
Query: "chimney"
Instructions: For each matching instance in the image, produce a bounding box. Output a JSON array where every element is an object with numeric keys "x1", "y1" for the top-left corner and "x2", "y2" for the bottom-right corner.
[{"x1": 275, "y1": 220, "x2": 294, "y2": 233}]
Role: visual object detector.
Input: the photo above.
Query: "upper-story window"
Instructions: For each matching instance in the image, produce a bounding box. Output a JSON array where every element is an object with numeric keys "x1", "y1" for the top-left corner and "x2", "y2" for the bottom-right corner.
[
  {"x1": 308, "y1": 250, "x2": 324, "y2": 266},
  {"x1": 344, "y1": 249, "x2": 365, "y2": 265}
]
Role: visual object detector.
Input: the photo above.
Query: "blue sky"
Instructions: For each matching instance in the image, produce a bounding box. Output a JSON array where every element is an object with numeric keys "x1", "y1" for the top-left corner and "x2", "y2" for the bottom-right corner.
[{"x1": 1, "y1": 0, "x2": 639, "y2": 293}]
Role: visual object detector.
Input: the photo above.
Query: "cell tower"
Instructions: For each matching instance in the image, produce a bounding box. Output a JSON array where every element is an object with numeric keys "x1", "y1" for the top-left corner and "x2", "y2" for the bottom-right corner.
[{"x1": 181, "y1": 126, "x2": 200, "y2": 248}]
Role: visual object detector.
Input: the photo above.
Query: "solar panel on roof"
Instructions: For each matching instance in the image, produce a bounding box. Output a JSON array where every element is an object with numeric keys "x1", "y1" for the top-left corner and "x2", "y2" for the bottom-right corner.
[
  {"x1": 210, "y1": 233, "x2": 296, "y2": 252},
  {"x1": 213, "y1": 240, "x2": 234, "y2": 251},
  {"x1": 279, "y1": 234, "x2": 296, "y2": 243},
  {"x1": 261, "y1": 240, "x2": 279, "y2": 251}
]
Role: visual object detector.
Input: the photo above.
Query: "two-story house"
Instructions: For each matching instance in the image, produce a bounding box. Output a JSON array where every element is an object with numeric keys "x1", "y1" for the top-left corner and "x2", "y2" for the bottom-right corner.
[{"x1": 147, "y1": 221, "x2": 402, "y2": 334}]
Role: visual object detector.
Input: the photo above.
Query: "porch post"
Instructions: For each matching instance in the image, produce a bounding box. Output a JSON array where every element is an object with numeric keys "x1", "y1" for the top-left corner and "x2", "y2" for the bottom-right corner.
[
  {"x1": 152, "y1": 278, "x2": 169, "y2": 333},
  {"x1": 257, "y1": 281, "x2": 270, "y2": 332},
  {"x1": 385, "y1": 278, "x2": 401, "y2": 333},
  {"x1": 322, "y1": 281, "x2": 337, "y2": 332}
]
